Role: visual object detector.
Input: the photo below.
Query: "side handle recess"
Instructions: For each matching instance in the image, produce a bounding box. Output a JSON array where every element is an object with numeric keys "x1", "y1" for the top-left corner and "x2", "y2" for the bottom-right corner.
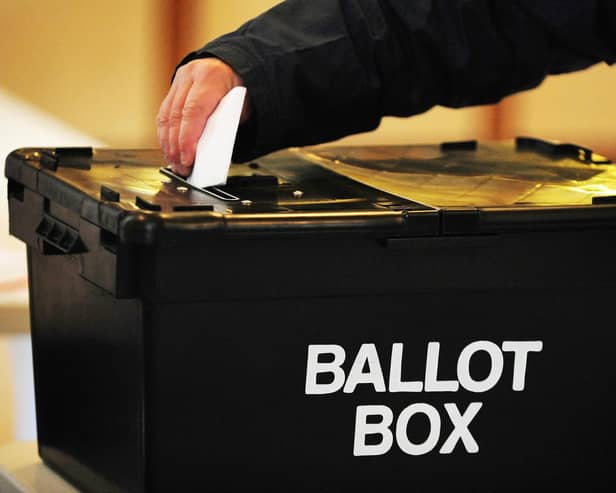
[{"x1": 35, "y1": 214, "x2": 86, "y2": 255}]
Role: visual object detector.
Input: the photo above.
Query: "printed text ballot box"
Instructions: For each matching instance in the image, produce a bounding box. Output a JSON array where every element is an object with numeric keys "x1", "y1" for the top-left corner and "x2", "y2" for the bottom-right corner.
[{"x1": 5, "y1": 139, "x2": 616, "y2": 492}]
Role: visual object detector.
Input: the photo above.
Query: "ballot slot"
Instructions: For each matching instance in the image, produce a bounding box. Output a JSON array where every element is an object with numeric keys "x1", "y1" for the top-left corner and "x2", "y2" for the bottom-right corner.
[{"x1": 159, "y1": 166, "x2": 240, "y2": 201}]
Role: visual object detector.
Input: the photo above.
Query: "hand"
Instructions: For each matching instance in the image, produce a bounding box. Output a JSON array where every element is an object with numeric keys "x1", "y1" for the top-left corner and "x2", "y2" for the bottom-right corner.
[{"x1": 156, "y1": 58, "x2": 250, "y2": 176}]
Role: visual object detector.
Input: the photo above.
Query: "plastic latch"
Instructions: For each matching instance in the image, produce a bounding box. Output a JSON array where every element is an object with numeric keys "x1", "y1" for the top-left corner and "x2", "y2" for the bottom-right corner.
[
  {"x1": 35, "y1": 214, "x2": 86, "y2": 254},
  {"x1": 135, "y1": 196, "x2": 162, "y2": 211},
  {"x1": 101, "y1": 186, "x2": 120, "y2": 202},
  {"x1": 55, "y1": 147, "x2": 93, "y2": 158},
  {"x1": 40, "y1": 151, "x2": 59, "y2": 171},
  {"x1": 440, "y1": 140, "x2": 477, "y2": 151},
  {"x1": 39, "y1": 148, "x2": 93, "y2": 171},
  {"x1": 441, "y1": 208, "x2": 481, "y2": 235},
  {"x1": 516, "y1": 136, "x2": 612, "y2": 164},
  {"x1": 592, "y1": 195, "x2": 616, "y2": 205}
]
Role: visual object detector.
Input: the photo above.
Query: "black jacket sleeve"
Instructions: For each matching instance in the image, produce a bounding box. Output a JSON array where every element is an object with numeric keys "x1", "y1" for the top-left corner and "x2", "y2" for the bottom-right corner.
[{"x1": 177, "y1": 0, "x2": 616, "y2": 162}]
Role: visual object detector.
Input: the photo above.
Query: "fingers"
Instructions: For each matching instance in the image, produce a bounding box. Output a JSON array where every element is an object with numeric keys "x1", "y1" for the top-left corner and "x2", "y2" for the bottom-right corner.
[
  {"x1": 177, "y1": 83, "x2": 219, "y2": 168},
  {"x1": 157, "y1": 68, "x2": 194, "y2": 169},
  {"x1": 166, "y1": 77, "x2": 194, "y2": 167},
  {"x1": 157, "y1": 58, "x2": 246, "y2": 177},
  {"x1": 172, "y1": 163, "x2": 192, "y2": 177},
  {"x1": 156, "y1": 84, "x2": 177, "y2": 160}
]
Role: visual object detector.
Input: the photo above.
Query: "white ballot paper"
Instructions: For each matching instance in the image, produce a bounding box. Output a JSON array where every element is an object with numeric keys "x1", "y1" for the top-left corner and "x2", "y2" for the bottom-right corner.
[{"x1": 187, "y1": 86, "x2": 247, "y2": 188}]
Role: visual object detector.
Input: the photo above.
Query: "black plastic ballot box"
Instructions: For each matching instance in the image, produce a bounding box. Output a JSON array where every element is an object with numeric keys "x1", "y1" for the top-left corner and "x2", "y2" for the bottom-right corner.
[{"x1": 5, "y1": 138, "x2": 616, "y2": 492}]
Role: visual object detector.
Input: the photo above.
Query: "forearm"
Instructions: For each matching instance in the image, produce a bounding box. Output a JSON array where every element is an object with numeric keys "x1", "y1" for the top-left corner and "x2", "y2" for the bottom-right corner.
[{"x1": 179, "y1": 0, "x2": 616, "y2": 161}]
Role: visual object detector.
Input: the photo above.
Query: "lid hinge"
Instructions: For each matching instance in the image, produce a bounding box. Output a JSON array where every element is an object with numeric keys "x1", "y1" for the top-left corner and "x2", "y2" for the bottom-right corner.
[{"x1": 441, "y1": 208, "x2": 480, "y2": 235}]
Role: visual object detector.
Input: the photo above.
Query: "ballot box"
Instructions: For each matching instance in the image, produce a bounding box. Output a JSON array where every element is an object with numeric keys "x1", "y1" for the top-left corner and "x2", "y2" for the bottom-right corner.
[{"x1": 5, "y1": 138, "x2": 616, "y2": 492}]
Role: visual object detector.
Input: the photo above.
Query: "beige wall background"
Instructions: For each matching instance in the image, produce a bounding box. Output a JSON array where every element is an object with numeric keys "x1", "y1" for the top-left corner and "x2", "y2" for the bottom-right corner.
[
  {"x1": 1, "y1": 0, "x2": 614, "y2": 153},
  {"x1": 0, "y1": 0, "x2": 615, "y2": 446},
  {"x1": 0, "y1": 339, "x2": 14, "y2": 444},
  {"x1": 510, "y1": 63, "x2": 616, "y2": 151},
  {"x1": 0, "y1": 0, "x2": 169, "y2": 147}
]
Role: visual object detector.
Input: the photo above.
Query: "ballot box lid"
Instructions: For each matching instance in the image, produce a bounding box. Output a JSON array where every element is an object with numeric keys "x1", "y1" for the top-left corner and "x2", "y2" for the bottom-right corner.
[{"x1": 5, "y1": 137, "x2": 616, "y2": 247}]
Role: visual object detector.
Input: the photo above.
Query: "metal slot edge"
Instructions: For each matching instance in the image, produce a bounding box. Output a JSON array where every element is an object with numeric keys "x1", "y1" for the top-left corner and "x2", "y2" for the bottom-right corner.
[{"x1": 159, "y1": 167, "x2": 240, "y2": 201}]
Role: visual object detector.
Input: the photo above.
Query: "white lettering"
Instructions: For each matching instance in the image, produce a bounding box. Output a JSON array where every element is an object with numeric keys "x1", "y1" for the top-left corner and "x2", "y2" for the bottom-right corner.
[
  {"x1": 305, "y1": 345, "x2": 346, "y2": 395},
  {"x1": 353, "y1": 405, "x2": 394, "y2": 456},
  {"x1": 502, "y1": 341, "x2": 543, "y2": 391},
  {"x1": 389, "y1": 343, "x2": 423, "y2": 392},
  {"x1": 424, "y1": 342, "x2": 459, "y2": 392},
  {"x1": 457, "y1": 341, "x2": 503, "y2": 393},
  {"x1": 439, "y1": 402, "x2": 482, "y2": 454},
  {"x1": 343, "y1": 343, "x2": 386, "y2": 393},
  {"x1": 395, "y1": 403, "x2": 441, "y2": 455}
]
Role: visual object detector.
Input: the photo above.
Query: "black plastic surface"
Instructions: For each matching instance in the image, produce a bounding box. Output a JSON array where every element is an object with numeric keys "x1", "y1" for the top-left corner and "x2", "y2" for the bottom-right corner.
[
  {"x1": 7, "y1": 140, "x2": 616, "y2": 249},
  {"x1": 23, "y1": 227, "x2": 616, "y2": 492},
  {"x1": 6, "y1": 139, "x2": 616, "y2": 492}
]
